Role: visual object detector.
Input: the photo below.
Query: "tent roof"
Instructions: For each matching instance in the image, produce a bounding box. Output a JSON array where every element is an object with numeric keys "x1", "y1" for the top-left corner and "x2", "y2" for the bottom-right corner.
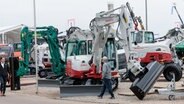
[{"x1": 0, "y1": 24, "x2": 25, "y2": 43}]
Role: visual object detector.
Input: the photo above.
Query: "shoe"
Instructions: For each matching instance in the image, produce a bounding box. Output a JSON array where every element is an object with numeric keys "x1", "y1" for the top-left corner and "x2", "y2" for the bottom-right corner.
[
  {"x1": 109, "y1": 96, "x2": 115, "y2": 99},
  {"x1": 97, "y1": 95, "x2": 103, "y2": 99}
]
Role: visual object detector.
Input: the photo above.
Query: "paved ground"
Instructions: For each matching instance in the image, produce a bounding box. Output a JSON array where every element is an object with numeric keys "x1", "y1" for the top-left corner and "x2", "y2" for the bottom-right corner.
[
  {"x1": 2, "y1": 76, "x2": 184, "y2": 104},
  {"x1": 0, "y1": 92, "x2": 96, "y2": 104}
]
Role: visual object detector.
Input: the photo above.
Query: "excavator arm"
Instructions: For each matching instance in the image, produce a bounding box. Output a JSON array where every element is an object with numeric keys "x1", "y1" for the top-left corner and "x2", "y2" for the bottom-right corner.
[
  {"x1": 17, "y1": 26, "x2": 65, "y2": 76},
  {"x1": 172, "y1": 3, "x2": 184, "y2": 25},
  {"x1": 89, "y1": 4, "x2": 132, "y2": 73},
  {"x1": 18, "y1": 27, "x2": 33, "y2": 76},
  {"x1": 126, "y1": 2, "x2": 145, "y2": 30}
]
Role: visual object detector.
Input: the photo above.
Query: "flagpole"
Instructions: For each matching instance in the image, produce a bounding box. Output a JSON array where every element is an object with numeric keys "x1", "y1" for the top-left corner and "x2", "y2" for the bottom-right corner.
[
  {"x1": 33, "y1": 0, "x2": 38, "y2": 94},
  {"x1": 145, "y1": 0, "x2": 148, "y2": 30}
]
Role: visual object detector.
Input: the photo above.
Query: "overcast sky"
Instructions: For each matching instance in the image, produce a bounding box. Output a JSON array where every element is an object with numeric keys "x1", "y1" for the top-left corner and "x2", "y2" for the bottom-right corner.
[{"x1": 0, "y1": 0, "x2": 184, "y2": 36}]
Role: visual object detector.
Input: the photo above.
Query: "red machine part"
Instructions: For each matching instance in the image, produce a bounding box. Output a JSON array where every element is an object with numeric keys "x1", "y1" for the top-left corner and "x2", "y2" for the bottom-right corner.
[
  {"x1": 86, "y1": 64, "x2": 119, "y2": 79},
  {"x1": 42, "y1": 57, "x2": 52, "y2": 69},
  {"x1": 66, "y1": 60, "x2": 88, "y2": 79},
  {"x1": 66, "y1": 60, "x2": 119, "y2": 79},
  {"x1": 140, "y1": 52, "x2": 173, "y2": 64},
  {"x1": 86, "y1": 64, "x2": 102, "y2": 79}
]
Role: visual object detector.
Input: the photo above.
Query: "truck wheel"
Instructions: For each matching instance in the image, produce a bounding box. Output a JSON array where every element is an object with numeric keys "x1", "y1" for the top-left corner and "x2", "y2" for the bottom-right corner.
[
  {"x1": 111, "y1": 78, "x2": 118, "y2": 91},
  {"x1": 163, "y1": 63, "x2": 182, "y2": 81},
  {"x1": 38, "y1": 70, "x2": 48, "y2": 78}
]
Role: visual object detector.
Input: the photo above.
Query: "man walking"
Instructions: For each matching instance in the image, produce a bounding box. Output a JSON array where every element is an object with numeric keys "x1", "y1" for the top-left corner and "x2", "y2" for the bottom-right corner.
[
  {"x1": 0, "y1": 57, "x2": 9, "y2": 96},
  {"x1": 98, "y1": 56, "x2": 115, "y2": 99}
]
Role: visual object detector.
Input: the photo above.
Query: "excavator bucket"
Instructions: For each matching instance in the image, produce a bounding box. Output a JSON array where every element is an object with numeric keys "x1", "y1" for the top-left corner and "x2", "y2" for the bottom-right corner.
[{"x1": 130, "y1": 61, "x2": 164, "y2": 100}]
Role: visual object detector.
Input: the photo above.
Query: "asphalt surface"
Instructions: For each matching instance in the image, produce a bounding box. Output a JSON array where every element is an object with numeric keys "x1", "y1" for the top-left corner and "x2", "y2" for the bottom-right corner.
[
  {"x1": 0, "y1": 91, "x2": 94, "y2": 104},
  {"x1": 0, "y1": 93, "x2": 58, "y2": 104},
  {"x1": 2, "y1": 75, "x2": 184, "y2": 104}
]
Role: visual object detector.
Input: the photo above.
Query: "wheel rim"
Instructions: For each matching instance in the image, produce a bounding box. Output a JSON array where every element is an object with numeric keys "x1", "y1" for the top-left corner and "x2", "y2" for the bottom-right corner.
[
  {"x1": 168, "y1": 71, "x2": 174, "y2": 79},
  {"x1": 169, "y1": 95, "x2": 175, "y2": 100},
  {"x1": 40, "y1": 71, "x2": 46, "y2": 77}
]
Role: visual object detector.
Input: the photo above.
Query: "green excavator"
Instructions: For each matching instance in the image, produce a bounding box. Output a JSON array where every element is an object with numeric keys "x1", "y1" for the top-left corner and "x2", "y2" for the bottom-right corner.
[{"x1": 17, "y1": 26, "x2": 65, "y2": 77}]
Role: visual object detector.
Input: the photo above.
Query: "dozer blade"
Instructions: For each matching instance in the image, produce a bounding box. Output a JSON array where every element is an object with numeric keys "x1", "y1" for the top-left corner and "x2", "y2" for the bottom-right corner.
[
  {"x1": 38, "y1": 79, "x2": 104, "y2": 97},
  {"x1": 60, "y1": 85, "x2": 102, "y2": 97},
  {"x1": 38, "y1": 79, "x2": 60, "y2": 87}
]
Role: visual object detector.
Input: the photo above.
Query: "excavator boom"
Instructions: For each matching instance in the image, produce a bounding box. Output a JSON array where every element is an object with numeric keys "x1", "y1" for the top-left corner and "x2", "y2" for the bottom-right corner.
[{"x1": 17, "y1": 26, "x2": 65, "y2": 76}]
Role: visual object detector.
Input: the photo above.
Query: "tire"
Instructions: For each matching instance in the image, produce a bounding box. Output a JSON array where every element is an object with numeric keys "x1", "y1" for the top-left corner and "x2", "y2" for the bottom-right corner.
[
  {"x1": 38, "y1": 70, "x2": 48, "y2": 78},
  {"x1": 29, "y1": 68, "x2": 36, "y2": 75},
  {"x1": 168, "y1": 95, "x2": 175, "y2": 100},
  {"x1": 111, "y1": 78, "x2": 119, "y2": 91},
  {"x1": 163, "y1": 63, "x2": 182, "y2": 81}
]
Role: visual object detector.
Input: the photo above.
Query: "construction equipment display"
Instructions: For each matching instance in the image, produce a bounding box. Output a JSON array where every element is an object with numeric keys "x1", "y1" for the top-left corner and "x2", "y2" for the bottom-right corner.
[
  {"x1": 123, "y1": 2, "x2": 183, "y2": 82},
  {"x1": 16, "y1": 2, "x2": 184, "y2": 100},
  {"x1": 87, "y1": 3, "x2": 168, "y2": 100},
  {"x1": 17, "y1": 26, "x2": 65, "y2": 77},
  {"x1": 18, "y1": 26, "x2": 119, "y2": 96},
  {"x1": 18, "y1": 2, "x2": 136, "y2": 96},
  {"x1": 115, "y1": 2, "x2": 182, "y2": 82},
  {"x1": 127, "y1": 28, "x2": 184, "y2": 82}
]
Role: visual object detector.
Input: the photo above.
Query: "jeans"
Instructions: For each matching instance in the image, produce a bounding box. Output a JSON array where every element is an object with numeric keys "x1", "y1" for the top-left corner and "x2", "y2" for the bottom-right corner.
[
  {"x1": 99, "y1": 78, "x2": 114, "y2": 97},
  {"x1": 0, "y1": 75, "x2": 7, "y2": 95}
]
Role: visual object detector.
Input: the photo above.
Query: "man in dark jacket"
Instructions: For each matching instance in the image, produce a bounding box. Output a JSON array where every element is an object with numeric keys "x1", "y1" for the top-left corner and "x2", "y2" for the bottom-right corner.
[{"x1": 0, "y1": 57, "x2": 9, "y2": 96}]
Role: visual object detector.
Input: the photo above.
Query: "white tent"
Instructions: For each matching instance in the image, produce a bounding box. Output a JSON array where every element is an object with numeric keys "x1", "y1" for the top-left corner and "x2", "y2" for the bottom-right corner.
[{"x1": 0, "y1": 24, "x2": 25, "y2": 44}]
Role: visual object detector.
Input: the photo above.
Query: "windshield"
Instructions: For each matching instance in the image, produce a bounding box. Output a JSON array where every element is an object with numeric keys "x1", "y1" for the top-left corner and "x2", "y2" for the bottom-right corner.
[
  {"x1": 0, "y1": 46, "x2": 12, "y2": 57},
  {"x1": 66, "y1": 42, "x2": 77, "y2": 56},
  {"x1": 13, "y1": 43, "x2": 21, "y2": 51},
  {"x1": 131, "y1": 31, "x2": 154, "y2": 43},
  {"x1": 103, "y1": 39, "x2": 116, "y2": 59},
  {"x1": 103, "y1": 38, "x2": 116, "y2": 69},
  {"x1": 78, "y1": 41, "x2": 87, "y2": 55},
  {"x1": 66, "y1": 40, "x2": 91, "y2": 57},
  {"x1": 144, "y1": 31, "x2": 154, "y2": 43},
  {"x1": 131, "y1": 31, "x2": 143, "y2": 43}
]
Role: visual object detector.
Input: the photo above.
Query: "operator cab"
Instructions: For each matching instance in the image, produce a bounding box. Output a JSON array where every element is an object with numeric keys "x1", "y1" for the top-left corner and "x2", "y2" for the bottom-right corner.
[
  {"x1": 12, "y1": 42, "x2": 21, "y2": 58},
  {"x1": 66, "y1": 40, "x2": 92, "y2": 57},
  {"x1": 65, "y1": 37, "x2": 117, "y2": 74},
  {"x1": 131, "y1": 31, "x2": 155, "y2": 45},
  {"x1": 0, "y1": 44, "x2": 14, "y2": 61}
]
